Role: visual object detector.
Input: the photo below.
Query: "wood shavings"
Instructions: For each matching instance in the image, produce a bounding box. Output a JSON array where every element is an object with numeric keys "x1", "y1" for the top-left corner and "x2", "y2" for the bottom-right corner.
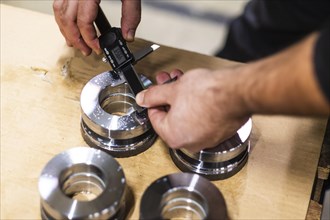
[
  {"x1": 31, "y1": 66, "x2": 52, "y2": 84},
  {"x1": 31, "y1": 66, "x2": 48, "y2": 75},
  {"x1": 61, "y1": 60, "x2": 71, "y2": 78}
]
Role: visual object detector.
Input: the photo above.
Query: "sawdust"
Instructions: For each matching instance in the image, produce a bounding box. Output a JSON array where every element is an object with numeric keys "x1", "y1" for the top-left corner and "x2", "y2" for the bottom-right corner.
[
  {"x1": 31, "y1": 66, "x2": 52, "y2": 84},
  {"x1": 60, "y1": 60, "x2": 71, "y2": 78},
  {"x1": 30, "y1": 66, "x2": 48, "y2": 75}
]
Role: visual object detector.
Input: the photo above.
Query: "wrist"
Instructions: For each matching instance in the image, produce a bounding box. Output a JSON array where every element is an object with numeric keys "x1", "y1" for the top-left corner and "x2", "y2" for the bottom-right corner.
[
  {"x1": 212, "y1": 67, "x2": 253, "y2": 119},
  {"x1": 232, "y1": 33, "x2": 329, "y2": 116}
]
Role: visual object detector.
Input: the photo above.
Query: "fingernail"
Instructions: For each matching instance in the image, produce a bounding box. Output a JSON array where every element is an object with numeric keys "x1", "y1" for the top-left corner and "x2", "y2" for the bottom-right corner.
[
  {"x1": 66, "y1": 40, "x2": 73, "y2": 47},
  {"x1": 136, "y1": 90, "x2": 146, "y2": 106},
  {"x1": 127, "y1": 29, "x2": 135, "y2": 42},
  {"x1": 95, "y1": 43, "x2": 102, "y2": 55},
  {"x1": 96, "y1": 49, "x2": 102, "y2": 55},
  {"x1": 81, "y1": 50, "x2": 88, "y2": 56}
]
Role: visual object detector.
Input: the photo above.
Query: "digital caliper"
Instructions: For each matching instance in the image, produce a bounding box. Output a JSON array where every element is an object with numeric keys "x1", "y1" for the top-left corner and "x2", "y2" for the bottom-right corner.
[{"x1": 95, "y1": 6, "x2": 158, "y2": 99}]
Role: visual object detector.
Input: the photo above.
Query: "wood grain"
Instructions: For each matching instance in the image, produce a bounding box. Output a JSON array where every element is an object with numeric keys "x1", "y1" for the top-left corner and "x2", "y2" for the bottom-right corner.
[{"x1": 1, "y1": 5, "x2": 327, "y2": 219}]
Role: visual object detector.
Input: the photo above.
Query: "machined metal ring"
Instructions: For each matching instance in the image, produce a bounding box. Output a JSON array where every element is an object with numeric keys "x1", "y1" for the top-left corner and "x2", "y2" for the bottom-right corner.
[
  {"x1": 38, "y1": 147, "x2": 129, "y2": 219},
  {"x1": 140, "y1": 173, "x2": 228, "y2": 220},
  {"x1": 170, "y1": 119, "x2": 252, "y2": 180},
  {"x1": 80, "y1": 71, "x2": 157, "y2": 157}
]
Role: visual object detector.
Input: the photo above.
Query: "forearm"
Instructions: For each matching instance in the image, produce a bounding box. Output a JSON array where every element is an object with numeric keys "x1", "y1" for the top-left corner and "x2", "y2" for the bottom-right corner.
[
  {"x1": 136, "y1": 31, "x2": 329, "y2": 151},
  {"x1": 234, "y1": 32, "x2": 329, "y2": 116}
]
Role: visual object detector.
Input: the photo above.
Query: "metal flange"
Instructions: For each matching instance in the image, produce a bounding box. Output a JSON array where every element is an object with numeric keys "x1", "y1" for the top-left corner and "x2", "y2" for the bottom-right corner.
[
  {"x1": 170, "y1": 119, "x2": 252, "y2": 180},
  {"x1": 80, "y1": 71, "x2": 156, "y2": 157},
  {"x1": 140, "y1": 173, "x2": 228, "y2": 220},
  {"x1": 38, "y1": 147, "x2": 129, "y2": 219}
]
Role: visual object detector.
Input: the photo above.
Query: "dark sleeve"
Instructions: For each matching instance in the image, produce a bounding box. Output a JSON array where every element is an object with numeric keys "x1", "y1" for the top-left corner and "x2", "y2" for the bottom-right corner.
[
  {"x1": 216, "y1": 0, "x2": 330, "y2": 62},
  {"x1": 313, "y1": 20, "x2": 330, "y2": 103}
]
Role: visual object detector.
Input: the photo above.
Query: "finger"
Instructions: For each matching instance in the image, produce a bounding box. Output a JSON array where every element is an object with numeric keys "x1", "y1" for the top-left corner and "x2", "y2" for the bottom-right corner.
[
  {"x1": 56, "y1": 0, "x2": 91, "y2": 55},
  {"x1": 170, "y1": 69, "x2": 184, "y2": 79},
  {"x1": 57, "y1": 24, "x2": 73, "y2": 47},
  {"x1": 77, "y1": 0, "x2": 102, "y2": 54},
  {"x1": 136, "y1": 84, "x2": 173, "y2": 107},
  {"x1": 121, "y1": 0, "x2": 141, "y2": 41},
  {"x1": 156, "y1": 71, "x2": 171, "y2": 84},
  {"x1": 53, "y1": 0, "x2": 64, "y2": 23},
  {"x1": 147, "y1": 107, "x2": 170, "y2": 142},
  {"x1": 56, "y1": 23, "x2": 73, "y2": 47},
  {"x1": 53, "y1": 0, "x2": 68, "y2": 42},
  {"x1": 148, "y1": 108, "x2": 183, "y2": 150}
]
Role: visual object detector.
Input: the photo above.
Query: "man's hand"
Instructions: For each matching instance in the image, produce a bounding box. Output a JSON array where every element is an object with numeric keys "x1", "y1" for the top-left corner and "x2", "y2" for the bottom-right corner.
[
  {"x1": 136, "y1": 32, "x2": 329, "y2": 153},
  {"x1": 53, "y1": 0, "x2": 141, "y2": 56},
  {"x1": 136, "y1": 69, "x2": 250, "y2": 152}
]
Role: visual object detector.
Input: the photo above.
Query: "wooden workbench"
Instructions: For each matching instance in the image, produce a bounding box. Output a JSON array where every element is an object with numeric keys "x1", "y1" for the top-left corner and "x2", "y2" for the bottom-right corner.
[{"x1": 1, "y1": 5, "x2": 327, "y2": 219}]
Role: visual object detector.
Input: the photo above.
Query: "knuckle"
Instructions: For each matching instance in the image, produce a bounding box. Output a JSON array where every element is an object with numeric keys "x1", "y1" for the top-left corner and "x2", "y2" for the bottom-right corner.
[
  {"x1": 144, "y1": 87, "x2": 153, "y2": 99},
  {"x1": 73, "y1": 36, "x2": 83, "y2": 45},
  {"x1": 76, "y1": 17, "x2": 88, "y2": 27},
  {"x1": 56, "y1": 13, "x2": 70, "y2": 27},
  {"x1": 77, "y1": 17, "x2": 95, "y2": 34},
  {"x1": 60, "y1": 18, "x2": 69, "y2": 26},
  {"x1": 53, "y1": 1, "x2": 61, "y2": 12},
  {"x1": 167, "y1": 137, "x2": 181, "y2": 149},
  {"x1": 60, "y1": 16, "x2": 76, "y2": 29},
  {"x1": 65, "y1": 33, "x2": 81, "y2": 47}
]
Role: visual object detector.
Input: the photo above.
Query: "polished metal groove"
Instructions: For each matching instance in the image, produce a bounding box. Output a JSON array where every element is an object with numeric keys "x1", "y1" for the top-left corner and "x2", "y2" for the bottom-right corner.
[
  {"x1": 140, "y1": 173, "x2": 228, "y2": 220},
  {"x1": 170, "y1": 119, "x2": 252, "y2": 180}
]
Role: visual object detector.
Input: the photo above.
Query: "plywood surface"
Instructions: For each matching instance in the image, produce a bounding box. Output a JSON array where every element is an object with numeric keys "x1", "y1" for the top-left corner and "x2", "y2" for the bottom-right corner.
[{"x1": 1, "y1": 5, "x2": 327, "y2": 219}]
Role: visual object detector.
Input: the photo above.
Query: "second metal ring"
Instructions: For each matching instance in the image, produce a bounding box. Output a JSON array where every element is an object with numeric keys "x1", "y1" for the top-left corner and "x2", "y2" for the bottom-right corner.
[{"x1": 170, "y1": 119, "x2": 252, "y2": 180}]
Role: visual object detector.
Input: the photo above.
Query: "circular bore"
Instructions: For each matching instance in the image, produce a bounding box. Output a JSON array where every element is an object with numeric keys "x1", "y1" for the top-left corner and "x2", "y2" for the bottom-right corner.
[
  {"x1": 170, "y1": 119, "x2": 252, "y2": 180},
  {"x1": 80, "y1": 71, "x2": 157, "y2": 157},
  {"x1": 39, "y1": 147, "x2": 128, "y2": 219},
  {"x1": 140, "y1": 173, "x2": 228, "y2": 220}
]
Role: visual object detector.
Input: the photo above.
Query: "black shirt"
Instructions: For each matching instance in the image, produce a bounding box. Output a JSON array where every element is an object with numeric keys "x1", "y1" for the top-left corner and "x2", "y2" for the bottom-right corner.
[
  {"x1": 217, "y1": 0, "x2": 330, "y2": 102},
  {"x1": 314, "y1": 21, "x2": 330, "y2": 103}
]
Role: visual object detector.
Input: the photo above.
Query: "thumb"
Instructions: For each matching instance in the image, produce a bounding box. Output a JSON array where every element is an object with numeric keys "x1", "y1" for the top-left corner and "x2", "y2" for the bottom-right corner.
[
  {"x1": 136, "y1": 84, "x2": 172, "y2": 108},
  {"x1": 121, "y1": 0, "x2": 141, "y2": 41},
  {"x1": 147, "y1": 107, "x2": 169, "y2": 140}
]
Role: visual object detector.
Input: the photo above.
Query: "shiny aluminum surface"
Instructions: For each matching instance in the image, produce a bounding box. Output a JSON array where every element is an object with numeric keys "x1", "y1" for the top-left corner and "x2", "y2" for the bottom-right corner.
[
  {"x1": 39, "y1": 147, "x2": 128, "y2": 219},
  {"x1": 140, "y1": 173, "x2": 228, "y2": 220},
  {"x1": 170, "y1": 119, "x2": 252, "y2": 180},
  {"x1": 80, "y1": 71, "x2": 156, "y2": 157}
]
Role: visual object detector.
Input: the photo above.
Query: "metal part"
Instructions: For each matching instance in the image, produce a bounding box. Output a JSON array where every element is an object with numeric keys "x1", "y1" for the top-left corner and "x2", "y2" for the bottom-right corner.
[
  {"x1": 170, "y1": 119, "x2": 252, "y2": 180},
  {"x1": 102, "y1": 57, "x2": 108, "y2": 63},
  {"x1": 133, "y1": 44, "x2": 160, "y2": 64},
  {"x1": 39, "y1": 147, "x2": 129, "y2": 219},
  {"x1": 80, "y1": 71, "x2": 156, "y2": 157},
  {"x1": 140, "y1": 173, "x2": 228, "y2": 220}
]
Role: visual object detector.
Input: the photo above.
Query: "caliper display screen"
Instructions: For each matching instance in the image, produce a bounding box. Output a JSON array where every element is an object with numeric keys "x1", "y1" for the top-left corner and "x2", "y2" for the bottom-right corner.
[{"x1": 111, "y1": 46, "x2": 126, "y2": 65}]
